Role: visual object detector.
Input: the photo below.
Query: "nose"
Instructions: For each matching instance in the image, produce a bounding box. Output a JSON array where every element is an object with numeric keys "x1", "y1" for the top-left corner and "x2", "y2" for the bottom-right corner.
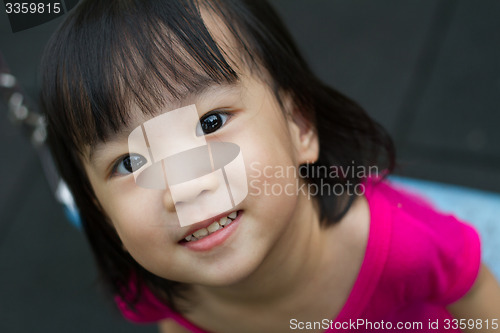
[{"x1": 164, "y1": 172, "x2": 221, "y2": 208}]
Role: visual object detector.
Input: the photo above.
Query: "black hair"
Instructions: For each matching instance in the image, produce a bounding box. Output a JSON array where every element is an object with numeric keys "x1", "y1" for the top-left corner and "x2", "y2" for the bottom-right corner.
[{"x1": 40, "y1": 0, "x2": 395, "y2": 313}]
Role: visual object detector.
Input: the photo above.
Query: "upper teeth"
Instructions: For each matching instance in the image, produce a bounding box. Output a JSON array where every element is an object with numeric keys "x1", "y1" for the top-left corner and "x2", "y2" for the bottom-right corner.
[{"x1": 185, "y1": 212, "x2": 237, "y2": 242}]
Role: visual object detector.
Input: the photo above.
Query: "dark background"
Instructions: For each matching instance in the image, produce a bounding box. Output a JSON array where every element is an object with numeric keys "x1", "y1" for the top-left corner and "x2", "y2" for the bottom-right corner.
[{"x1": 0, "y1": 1, "x2": 499, "y2": 332}]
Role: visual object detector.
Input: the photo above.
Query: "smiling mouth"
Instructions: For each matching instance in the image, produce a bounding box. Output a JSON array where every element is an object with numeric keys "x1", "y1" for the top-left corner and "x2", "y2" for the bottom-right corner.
[{"x1": 181, "y1": 210, "x2": 240, "y2": 243}]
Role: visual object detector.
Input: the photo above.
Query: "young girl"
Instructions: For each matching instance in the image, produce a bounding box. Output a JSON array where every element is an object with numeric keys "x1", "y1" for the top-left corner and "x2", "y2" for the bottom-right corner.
[{"x1": 40, "y1": 0, "x2": 500, "y2": 332}]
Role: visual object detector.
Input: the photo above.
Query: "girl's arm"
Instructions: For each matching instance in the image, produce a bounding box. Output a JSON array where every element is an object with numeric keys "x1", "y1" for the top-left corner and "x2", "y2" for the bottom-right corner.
[{"x1": 448, "y1": 263, "x2": 500, "y2": 333}]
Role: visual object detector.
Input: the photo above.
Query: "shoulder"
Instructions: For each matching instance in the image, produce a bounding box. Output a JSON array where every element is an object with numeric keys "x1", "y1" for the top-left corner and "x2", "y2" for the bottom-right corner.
[
  {"x1": 365, "y1": 178, "x2": 479, "y2": 246},
  {"x1": 366, "y1": 179, "x2": 481, "y2": 304}
]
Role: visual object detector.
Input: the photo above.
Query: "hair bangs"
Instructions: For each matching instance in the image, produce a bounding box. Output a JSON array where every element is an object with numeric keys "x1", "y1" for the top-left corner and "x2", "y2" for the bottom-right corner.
[{"x1": 42, "y1": 0, "x2": 244, "y2": 154}]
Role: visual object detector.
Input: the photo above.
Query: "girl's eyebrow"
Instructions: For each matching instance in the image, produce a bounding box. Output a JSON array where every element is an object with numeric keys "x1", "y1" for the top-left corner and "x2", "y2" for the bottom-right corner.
[
  {"x1": 86, "y1": 82, "x2": 242, "y2": 167},
  {"x1": 87, "y1": 134, "x2": 130, "y2": 167},
  {"x1": 183, "y1": 81, "x2": 242, "y2": 105}
]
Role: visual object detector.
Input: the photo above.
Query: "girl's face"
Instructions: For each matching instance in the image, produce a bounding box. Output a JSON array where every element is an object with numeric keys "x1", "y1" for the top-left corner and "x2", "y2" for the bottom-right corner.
[{"x1": 83, "y1": 73, "x2": 319, "y2": 286}]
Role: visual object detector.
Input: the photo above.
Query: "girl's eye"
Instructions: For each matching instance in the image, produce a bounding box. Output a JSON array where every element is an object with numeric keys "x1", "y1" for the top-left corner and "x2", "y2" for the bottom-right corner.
[
  {"x1": 196, "y1": 112, "x2": 230, "y2": 136},
  {"x1": 113, "y1": 154, "x2": 147, "y2": 176}
]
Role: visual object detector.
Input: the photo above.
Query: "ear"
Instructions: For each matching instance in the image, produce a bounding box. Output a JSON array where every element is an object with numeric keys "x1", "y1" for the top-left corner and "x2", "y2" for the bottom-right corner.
[{"x1": 287, "y1": 106, "x2": 319, "y2": 165}]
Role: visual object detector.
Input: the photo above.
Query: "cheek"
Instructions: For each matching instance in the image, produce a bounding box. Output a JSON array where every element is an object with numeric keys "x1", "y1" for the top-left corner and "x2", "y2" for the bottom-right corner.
[
  {"x1": 241, "y1": 130, "x2": 297, "y2": 186},
  {"x1": 96, "y1": 187, "x2": 170, "y2": 254},
  {"x1": 110, "y1": 204, "x2": 175, "y2": 273},
  {"x1": 244, "y1": 147, "x2": 301, "y2": 209}
]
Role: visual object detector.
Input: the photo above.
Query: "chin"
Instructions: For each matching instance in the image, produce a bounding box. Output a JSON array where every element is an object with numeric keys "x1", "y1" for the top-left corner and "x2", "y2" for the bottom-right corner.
[{"x1": 186, "y1": 249, "x2": 270, "y2": 287}]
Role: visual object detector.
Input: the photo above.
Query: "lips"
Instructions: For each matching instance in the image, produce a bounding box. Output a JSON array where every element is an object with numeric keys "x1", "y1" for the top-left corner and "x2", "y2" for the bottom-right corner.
[{"x1": 180, "y1": 210, "x2": 239, "y2": 243}]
